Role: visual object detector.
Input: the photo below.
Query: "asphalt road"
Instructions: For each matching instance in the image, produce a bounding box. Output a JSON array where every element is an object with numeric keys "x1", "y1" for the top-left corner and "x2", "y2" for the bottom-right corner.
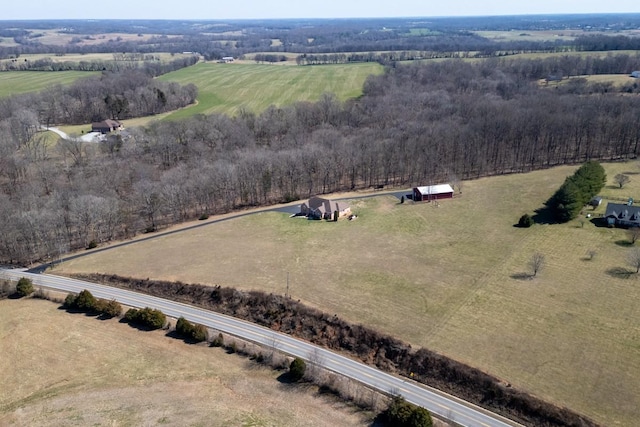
[{"x1": 2, "y1": 269, "x2": 522, "y2": 427}]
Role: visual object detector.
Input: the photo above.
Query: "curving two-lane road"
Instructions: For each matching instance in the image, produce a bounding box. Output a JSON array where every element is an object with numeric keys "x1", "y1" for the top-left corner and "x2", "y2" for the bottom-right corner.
[{"x1": 1, "y1": 269, "x2": 522, "y2": 427}]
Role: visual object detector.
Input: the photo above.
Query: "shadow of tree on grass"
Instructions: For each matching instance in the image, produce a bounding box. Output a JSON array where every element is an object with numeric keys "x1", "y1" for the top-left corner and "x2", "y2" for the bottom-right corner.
[
  {"x1": 511, "y1": 272, "x2": 533, "y2": 281},
  {"x1": 605, "y1": 267, "x2": 636, "y2": 279},
  {"x1": 532, "y1": 207, "x2": 558, "y2": 225}
]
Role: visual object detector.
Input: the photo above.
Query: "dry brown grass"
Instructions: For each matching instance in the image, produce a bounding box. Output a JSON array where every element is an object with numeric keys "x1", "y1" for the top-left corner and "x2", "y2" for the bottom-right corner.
[
  {"x1": 540, "y1": 74, "x2": 637, "y2": 88},
  {"x1": 57, "y1": 162, "x2": 640, "y2": 426},
  {"x1": 0, "y1": 298, "x2": 372, "y2": 427},
  {"x1": 20, "y1": 30, "x2": 179, "y2": 47}
]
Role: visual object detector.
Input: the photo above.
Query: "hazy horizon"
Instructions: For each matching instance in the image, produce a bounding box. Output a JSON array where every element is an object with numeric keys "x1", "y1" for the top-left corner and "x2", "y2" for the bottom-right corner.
[{"x1": 3, "y1": 1, "x2": 640, "y2": 21}]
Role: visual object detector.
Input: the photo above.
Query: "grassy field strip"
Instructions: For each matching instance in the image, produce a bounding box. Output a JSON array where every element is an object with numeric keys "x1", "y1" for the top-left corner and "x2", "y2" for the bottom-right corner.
[{"x1": 0, "y1": 71, "x2": 97, "y2": 98}]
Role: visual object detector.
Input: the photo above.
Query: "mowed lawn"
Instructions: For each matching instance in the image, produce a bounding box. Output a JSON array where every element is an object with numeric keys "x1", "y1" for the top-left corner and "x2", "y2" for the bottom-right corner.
[
  {"x1": 0, "y1": 71, "x2": 97, "y2": 98},
  {"x1": 156, "y1": 62, "x2": 383, "y2": 118},
  {"x1": 0, "y1": 299, "x2": 371, "y2": 427},
  {"x1": 58, "y1": 163, "x2": 640, "y2": 426}
]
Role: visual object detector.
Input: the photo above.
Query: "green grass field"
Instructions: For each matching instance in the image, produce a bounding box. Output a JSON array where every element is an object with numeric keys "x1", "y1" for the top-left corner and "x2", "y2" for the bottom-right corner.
[
  {"x1": 58, "y1": 162, "x2": 640, "y2": 426},
  {"x1": 0, "y1": 71, "x2": 97, "y2": 98},
  {"x1": 156, "y1": 62, "x2": 383, "y2": 119}
]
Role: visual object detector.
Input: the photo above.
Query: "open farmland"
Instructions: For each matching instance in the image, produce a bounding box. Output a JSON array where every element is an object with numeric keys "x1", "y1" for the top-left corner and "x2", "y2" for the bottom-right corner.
[
  {"x1": 475, "y1": 30, "x2": 579, "y2": 42},
  {"x1": 156, "y1": 62, "x2": 383, "y2": 118},
  {"x1": 0, "y1": 298, "x2": 372, "y2": 427},
  {"x1": 0, "y1": 52, "x2": 193, "y2": 66},
  {"x1": 0, "y1": 71, "x2": 97, "y2": 98},
  {"x1": 58, "y1": 162, "x2": 640, "y2": 426},
  {"x1": 7, "y1": 29, "x2": 177, "y2": 47},
  {"x1": 475, "y1": 29, "x2": 640, "y2": 42},
  {"x1": 541, "y1": 73, "x2": 639, "y2": 88}
]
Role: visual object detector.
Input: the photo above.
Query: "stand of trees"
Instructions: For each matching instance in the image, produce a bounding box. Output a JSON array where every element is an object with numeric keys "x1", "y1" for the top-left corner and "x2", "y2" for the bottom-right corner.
[
  {"x1": 63, "y1": 289, "x2": 123, "y2": 318},
  {"x1": 2, "y1": 56, "x2": 640, "y2": 264},
  {"x1": 380, "y1": 397, "x2": 433, "y2": 427},
  {"x1": 124, "y1": 307, "x2": 167, "y2": 329},
  {"x1": 0, "y1": 54, "x2": 199, "y2": 75},
  {"x1": 0, "y1": 69, "x2": 197, "y2": 128},
  {"x1": 546, "y1": 161, "x2": 606, "y2": 222},
  {"x1": 175, "y1": 316, "x2": 208, "y2": 342}
]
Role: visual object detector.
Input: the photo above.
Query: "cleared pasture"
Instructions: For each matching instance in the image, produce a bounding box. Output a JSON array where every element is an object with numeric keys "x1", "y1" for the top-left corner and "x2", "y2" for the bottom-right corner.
[
  {"x1": 58, "y1": 162, "x2": 640, "y2": 426},
  {"x1": 503, "y1": 49, "x2": 640, "y2": 60},
  {"x1": 156, "y1": 62, "x2": 383, "y2": 118},
  {"x1": 0, "y1": 52, "x2": 194, "y2": 64},
  {"x1": 475, "y1": 29, "x2": 640, "y2": 42},
  {"x1": 0, "y1": 298, "x2": 371, "y2": 427},
  {"x1": 0, "y1": 71, "x2": 97, "y2": 98},
  {"x1": 16, "y1": 29, "x2": 176, "y2": 47},
  {"x1": 475, "y1": 30, "x2": 579, "y2": 42}
]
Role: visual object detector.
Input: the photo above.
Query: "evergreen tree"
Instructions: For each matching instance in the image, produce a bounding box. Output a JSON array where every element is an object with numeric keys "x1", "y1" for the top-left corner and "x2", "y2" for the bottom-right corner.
[
  {"x1": 289, "y1": 357, "x2": 306, "y2": 381},
  {"x1": 15, "y1": 277, "x2": 34, "y2": 297},
  {"x1": 546, "y1": 161, "x2": 605, "y2": 223},
  {"x1": 75, "y1": 289, "x2": 97, "y2": 311},
  {"x1": 384, "y1": 396, "x2": 433, "y2": 427}
]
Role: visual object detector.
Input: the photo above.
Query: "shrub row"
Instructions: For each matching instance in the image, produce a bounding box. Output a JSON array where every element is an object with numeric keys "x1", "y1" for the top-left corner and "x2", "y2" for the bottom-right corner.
[
  {"x1": 124, "y1": 307, "x2": 166, "y2": 330},
  {"x1": 63, "y1": 290, "x2": 123, "y2": 318},
  {"x1": 76, "y1": 273, "x2": 601, "y2": 427},
  {"x1": 175, "y1": 316, "x2": 208, "y2": 342},
  {"x1": 380, "y1": 396, "x2": 433, "y2": 427}
]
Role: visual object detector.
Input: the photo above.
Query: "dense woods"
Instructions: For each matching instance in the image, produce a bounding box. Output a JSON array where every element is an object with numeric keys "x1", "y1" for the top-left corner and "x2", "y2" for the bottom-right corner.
[
  {"x1": 0, "y1": 69, "x2": 197, "y2": 127},
  {"x1": 2, "y1": 54, "x2": 640, "y2": 265}
]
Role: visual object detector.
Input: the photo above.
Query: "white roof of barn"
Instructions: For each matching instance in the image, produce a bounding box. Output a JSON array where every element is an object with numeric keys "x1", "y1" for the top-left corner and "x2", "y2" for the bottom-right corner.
[{"x1": 415, "y1": 184, "x2": 454, "y2": 195}]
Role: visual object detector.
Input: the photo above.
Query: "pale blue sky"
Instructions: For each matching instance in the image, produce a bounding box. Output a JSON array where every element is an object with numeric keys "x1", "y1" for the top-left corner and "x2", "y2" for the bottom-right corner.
[{"x1": 3, "y1": 0, "x2": 639, "y2": 20}]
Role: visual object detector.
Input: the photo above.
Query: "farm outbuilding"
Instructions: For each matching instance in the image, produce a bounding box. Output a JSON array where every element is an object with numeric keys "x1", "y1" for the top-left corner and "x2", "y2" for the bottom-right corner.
[
  {"x1": 91, "y1": 119, "x2": 123, "y2": 134},
  {"x1": 299, "y1": 197, "x2": 351, "y2": 220},
  {"x1": 589, "y1": 196, "x2": 602, "y2": 208},
  {"x1": 412, "y1": 184, "x2": 454, "y2": 202}
]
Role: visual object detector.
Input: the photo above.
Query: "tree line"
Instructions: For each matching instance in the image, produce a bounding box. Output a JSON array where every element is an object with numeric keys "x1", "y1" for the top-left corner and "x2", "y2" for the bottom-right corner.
[
  {"x1": 2, "y1": 55, "x2": 640, "y2": 264},
  {"x1": 0, "y1": 69, "x2": 197, "y2": 135},
  {"x1": 546, "y1": 161, "x2": 606, "y2": 222},
  {"x1": 0, "y1": 54, "x2": 199, "y2": 75}
]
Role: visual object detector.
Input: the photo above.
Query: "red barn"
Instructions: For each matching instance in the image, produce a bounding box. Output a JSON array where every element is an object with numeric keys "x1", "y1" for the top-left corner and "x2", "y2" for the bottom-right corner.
[{"x1": 413, "y1": 184, "x2": 454, "y2": 202}]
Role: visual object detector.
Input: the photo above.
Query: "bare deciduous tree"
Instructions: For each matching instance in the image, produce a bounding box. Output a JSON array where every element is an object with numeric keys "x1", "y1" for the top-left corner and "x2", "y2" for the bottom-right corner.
[
  {"x1": 529, "y1": 252, "x2": 545, "y2": 277},
  {"x1": 627, "y1": 247, "x2": 640, "y2": 273},
  {"x1": 306, "y1": 348, "x2": 325, "y2": 382},
  {"x1": 628, "y1": 227, "x2": 640, "y2": 245},
  {"x1": 614, "y1": 173, "x2": 631, "y2": 189}
]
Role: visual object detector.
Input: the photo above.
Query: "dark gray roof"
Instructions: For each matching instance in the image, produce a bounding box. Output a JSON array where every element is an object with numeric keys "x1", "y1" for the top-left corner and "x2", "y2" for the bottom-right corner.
[{"x1": 605, "y1": 203, "x2": 640, "y2": 224}]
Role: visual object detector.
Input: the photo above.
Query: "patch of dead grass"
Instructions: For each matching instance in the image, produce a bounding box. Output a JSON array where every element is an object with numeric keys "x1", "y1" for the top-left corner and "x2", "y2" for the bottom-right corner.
[{"x1": 0, "y1": 299, "x2": 371, "y2": 427}]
